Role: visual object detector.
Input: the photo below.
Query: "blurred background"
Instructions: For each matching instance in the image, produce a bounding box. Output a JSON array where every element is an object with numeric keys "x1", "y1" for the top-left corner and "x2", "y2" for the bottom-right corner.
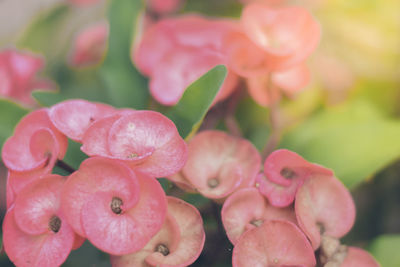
[{"x1": 0, "y1": 0, "x2": 399, "y2": 266}]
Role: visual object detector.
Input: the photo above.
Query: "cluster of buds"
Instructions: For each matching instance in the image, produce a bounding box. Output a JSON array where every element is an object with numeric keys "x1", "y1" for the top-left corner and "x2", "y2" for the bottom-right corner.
[{"x1": 2, "y1": 99, "x2": 206, "y2": 267}]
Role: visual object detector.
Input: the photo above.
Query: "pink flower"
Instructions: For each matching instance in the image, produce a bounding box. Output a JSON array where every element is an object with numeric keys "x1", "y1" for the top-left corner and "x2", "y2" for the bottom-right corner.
[
  {"x1": 49, "y1": 99, "x2": 116, "y2": 142},
  {"x1": 81, "y1": 110, "x2": 187, "y2": 178},
  {"x1": 341, "y1": 247, "x2": 380, "y2": 267},
  {"x1": 224, "y1": 4, "x2": 320, "y2": 106},
  {"x1": 232, "y1": 220, "x2": 316, "y2": 267},
  {"x1": 3, "y1": 175, "x2": 75, "y2": 267},
  {"x1": 256, "y1": 149, "x2": 332, "y2": 207},
  {"x1": 68, "y1": 22, "x2": 108, "y2": 67},
  {"x1": 240, "y1": 4, "x2": 321, "y2": 71},
  {"x1": 0, "y1": 49, "x2": 50, "y2": 105},
  {"x1": 134, "y1": 15, "x2": 239, "y2": 106},
  {"x1": 61, "y1": 157, "x2": 167, "y2": 255},
  {"x1": 168, "y1": 130, "x2": 261, "y2": 199},
  {"x1": 221, "y1": 188, "x2": 296, "y2": 244},
  {"x1": 2, "y1": 109, "x2": 68, "y2": 173},
  {"x1": 147, "y1": 0, "x2": 182, "y2": 14},
  {"x1": 111, "y1": 196, "x2": 205, "y2": 267},
  {"x1": 295, "y1": 174, "x2": 356, "y2": 250}
]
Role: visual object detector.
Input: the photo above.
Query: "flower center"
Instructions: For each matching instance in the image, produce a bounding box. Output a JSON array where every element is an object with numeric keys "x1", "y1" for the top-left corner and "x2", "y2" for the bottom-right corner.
[
  {"x1": 49, "y1": 215, "x2": 61, "y2": 233},
  {"x1": 155, "y1": 244, "x2": 170, "y2": 256},
  {"x1": 250, "y1": 219, "x2": 264, "y2": 227},
  {"x1": 280, "y1": 167, "x2": 297, "y2": 179},
  {"x1": 111, "y1": 197, "x2": 123, "y2": 214},
  {"x1": 207, "y1": 178, "x2": 219, "y2": 188}
]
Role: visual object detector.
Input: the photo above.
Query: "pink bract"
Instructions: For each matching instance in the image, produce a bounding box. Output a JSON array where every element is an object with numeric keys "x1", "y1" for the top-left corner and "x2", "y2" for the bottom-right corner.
[
  {"x1": 2, "y1": 175, "x2": 75, "y2": 267},
  {"x1": 224, "y1": 31, "x2": 272, "y2": 78},
  {"x1": 256, "y1": 172, "x2": 302, "y2": 207},
  {"x1": 177, "y1": 130, "x2": 261, "y2": 199},
  {"x1": 232, "y1": 220, "x2": 316, "y2": 267},
  {"x1": 2, "y1": 109, "x2": 67, "y2": 172},
  {"x1": 69, "y1": 22, "x2": 108, "y2": 67},
  {"x1": 221, "y1": 188, "x2": 296, "y2": 244},
  {"x1": 263, "y1": 149, "x2": 333, "y2": 187},
  {"x1": 246, "y1": 63, "x2": 311, "y2": 107},
  {"x1": 0, "y1": 48, "x2": 50, "y2": 105},
  {"x1": 241, "y1": 3, "x2": 321, "y2": 71},
  {"x1": 61, "y1": 157, "x2": 167, "y2": 255},
  {"x1": 341, "y1": 247, "x2": 380, "y2": 267},
  {"x1": 81, "y1": 110, "x2": 187, "y2": 178},
  {"x1": 7, "y1": 168, "x2": 49, "y2": 197},
  {"x1": 256, "y1": 149, "x2": 333, "y2": 207},
  {"x1": 147, "y1": 0, "x2": 182, "y2": 14},
  {"x1": 295, "y1": 175, "x2": 356, "y2": 250},
  {"x1": 112, "y1": 196, "x2": 205, "y2": 267},
  {"x1": 49, "y1": 99, "x2": 116, "y2": 142},
  {"x1": 134, "y1": 15, "x2": 238, "y2": 106}
]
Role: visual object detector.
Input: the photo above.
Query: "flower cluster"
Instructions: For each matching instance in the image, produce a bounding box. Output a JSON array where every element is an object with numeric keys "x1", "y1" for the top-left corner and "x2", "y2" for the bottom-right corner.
[
  {"x1": 134, "y1": 2, "x2": 319, "y2": 107},
  {"x1": 1, "y1": 100, "x2": 380, "y2": 266},
  {"x1": 168, "y1": 131, "x2": 379, "y2": 266},
  {"x1": 2, "y1": 99, "x2": 206, "y2": 267}
]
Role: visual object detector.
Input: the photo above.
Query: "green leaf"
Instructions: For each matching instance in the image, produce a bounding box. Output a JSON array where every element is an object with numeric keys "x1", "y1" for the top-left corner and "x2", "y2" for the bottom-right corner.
[
  {"x1": 100, "y1": 0, "x2": 149, "y2": 109},
  {"x1": 165, "y1": 65, "x2": 227, "y2": 139},
  {"x1": 0, "y1": 99, "x2": 29, "y2": 151},
  {"x1": 369, "y1": 234, "x2": 400, "y2": 267},
  {"x1": 236, "y1": 96, "x2": 270, "y2": 151},
  {"x1": 280, "y1": 100, "x2": 400, "y2": 188},
  {"x1": 63, "y1": 139, "x2": 88, "y2": 170},
  {"x1": 32, "y1": 90, "x2": 65, "y2": 107},
  {"x1": 32, "y1": 66, "x2": 110, "y2": 107}
]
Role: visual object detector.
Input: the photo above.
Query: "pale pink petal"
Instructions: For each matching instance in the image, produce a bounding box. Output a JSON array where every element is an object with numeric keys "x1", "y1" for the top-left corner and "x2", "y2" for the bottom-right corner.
[
  {"x1": 241, "y1": 4, "x2": 321, "y2": 71},
  {"x1": 81, "y1": 114, "x2": 122, "y2": 157},
  {"x1": 2, "y1": 109, "x2": 67, "y2": 172},
  {"x1": 182, "y1": 130, "x2": 260, "y2": 199},
  {"x1": 69, "y1": 22, "x2": 108, "y2": 67},
  {"x1": 14, "y1": 175, "x2": 65, "y2": 235},
  {"x1": 256, "y1": 172, "x2": 303, "y2": 207},
  {"x1": 149, "y1": 47, "x2": 226, "y2": 106},
  {"x1": 49, "y1": 99, "x2": 116, "y2": 142},
  {"x1": 107, "y1": 111, "x2": 187, "y2": 177},
  {"x1": 264, "y1": 149, "x2": 333, "y2": 187},
  {"x1": 147, "y1": 0, "x2": 182, "y2": 14},
  {"x1": 232, "y1": 220, "x2": 316, "y2": 267},
  {"x1": 81, "y1": 173, "x2": 167, "y2": 255},
  {"x1": 341, "y1": 247, "x2": 380, "y2": 267},
  {"x1": 295, "y1": 175, "x2": 356, "y2": 250},
  {"x1": 272, "y1": 62, "x2": 311, "y2": 94},
  {"x1": 111, "y1": 196, "x2": 205, "y2": 267},
  {"x1": 3, "y1": 208, "x2": 74, "y2": 267},
  {"x1": 222, "y1": 188, "x2": 296, "y2": 244},
  {"x1": 61, "y1": 157, "x2": 140, "y2": 237},
  {"x1": 246, "y1": 74, "x2": 281, "y2": 107}
]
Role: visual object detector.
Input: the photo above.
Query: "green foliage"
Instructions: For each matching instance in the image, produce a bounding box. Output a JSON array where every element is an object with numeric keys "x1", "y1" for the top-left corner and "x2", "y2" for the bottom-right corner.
[
  {"x1": 369, "y1": 234, "x2": 400, "y2": 267},
  {"x1": 236, "y1": 96, "x2": 270, "y2": 151},
  {"x1": 17, "y1": 5, "x2": 71, "y2": 63},
  {"x1": 62, "y1": 139, "x2": 88, "y2": 170},
  {"x1": 166, "y1": 65, "x2": 227, "y2": 139},
  {"x1": 100, "y1": 0, "x2": 149, "y2": 109},
  {"x1": 281, "y1": 100, "x2": 400, "y2": 188},
  {"x1": 0, "y1": 99, "x2": 29, "y2": 151},
  {"x1": 32, "y1": 66, "x2": 109, "y2": 106}
]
